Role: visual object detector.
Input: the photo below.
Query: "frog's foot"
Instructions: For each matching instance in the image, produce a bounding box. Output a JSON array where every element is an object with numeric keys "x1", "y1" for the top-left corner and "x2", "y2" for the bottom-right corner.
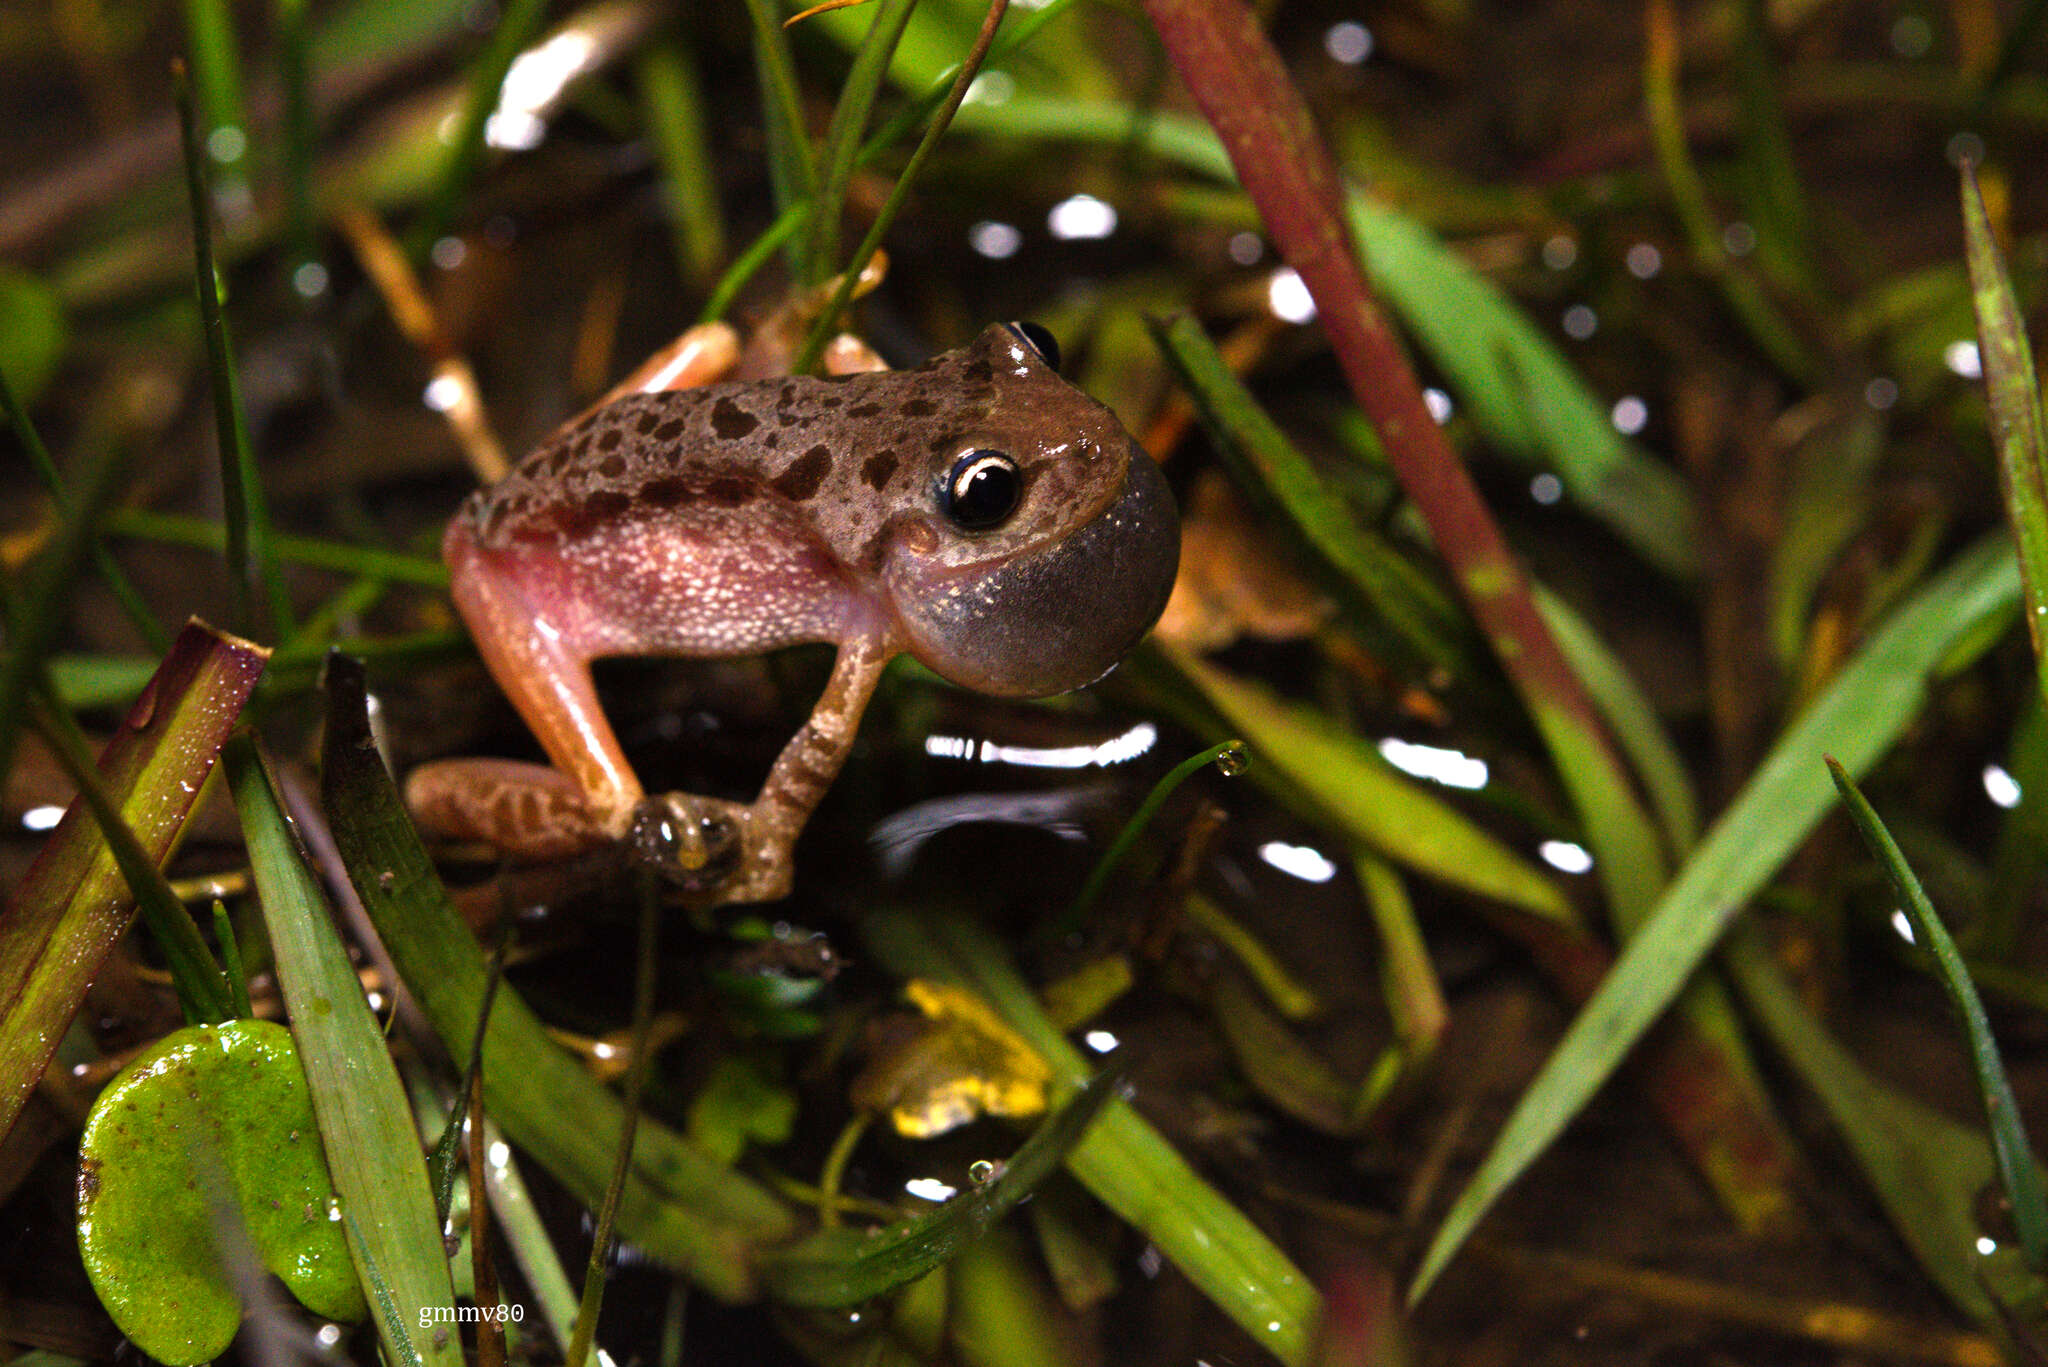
[
  {"x1": 629, "y1": 792, "x2": 794, "y2": 905},
  {"x1": 405, "y1": 758, "x2": 623, "y2": 861}
]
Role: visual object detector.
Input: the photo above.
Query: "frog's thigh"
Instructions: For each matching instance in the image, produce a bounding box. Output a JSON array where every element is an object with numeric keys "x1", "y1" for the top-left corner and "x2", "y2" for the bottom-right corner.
[
  {"x1": 405, "y1": 758, "x2": 615, "y2": 859},
  {"x1": 444, "y1": 529, "x2": 645, "y2": 834}
]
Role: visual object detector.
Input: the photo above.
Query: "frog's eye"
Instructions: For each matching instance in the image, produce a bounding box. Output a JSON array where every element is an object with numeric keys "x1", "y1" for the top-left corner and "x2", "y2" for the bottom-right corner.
[
  {"x1": 1003, "y1": 321, "x2": 1061, "y2": 371},
  {"x1": 941, "y1": 449, "x2": 1022, "y2": 530}
]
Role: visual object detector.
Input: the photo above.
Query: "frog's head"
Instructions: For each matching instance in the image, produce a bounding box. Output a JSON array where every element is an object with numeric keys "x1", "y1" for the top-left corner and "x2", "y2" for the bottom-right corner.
[{"x1": 879, "y1": 323, "x2": 1180, "y2": 697}]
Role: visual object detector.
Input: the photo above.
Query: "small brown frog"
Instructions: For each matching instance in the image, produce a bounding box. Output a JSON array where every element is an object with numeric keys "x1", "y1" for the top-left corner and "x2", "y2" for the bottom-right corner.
[{"x1": 407, "y1": 321, "x2": 1179, "y2": 903}]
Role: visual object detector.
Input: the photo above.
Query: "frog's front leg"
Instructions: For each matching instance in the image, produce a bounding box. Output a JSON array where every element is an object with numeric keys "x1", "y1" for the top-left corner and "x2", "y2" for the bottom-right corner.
[{"x1": 637, "y1": 634, "x2": 894, "y2": 902}]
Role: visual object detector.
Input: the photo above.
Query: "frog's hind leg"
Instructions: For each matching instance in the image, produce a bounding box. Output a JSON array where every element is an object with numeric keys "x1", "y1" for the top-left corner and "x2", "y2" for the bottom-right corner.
[{"x1": 406, "y1": 526, "x2": 647, "y2": 857}]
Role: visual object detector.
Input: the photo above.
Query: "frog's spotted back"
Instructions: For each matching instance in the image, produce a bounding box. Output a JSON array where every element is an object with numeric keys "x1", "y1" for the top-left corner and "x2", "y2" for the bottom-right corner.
[{"x1": 460, "y1": 326, "x2": 1144, "y2": 587}]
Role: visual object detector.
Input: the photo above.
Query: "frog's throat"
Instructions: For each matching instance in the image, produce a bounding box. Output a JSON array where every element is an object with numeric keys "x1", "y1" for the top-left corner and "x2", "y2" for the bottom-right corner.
[{"x1": 889, "y1": 446, "x2": 1179, "y2": 698}]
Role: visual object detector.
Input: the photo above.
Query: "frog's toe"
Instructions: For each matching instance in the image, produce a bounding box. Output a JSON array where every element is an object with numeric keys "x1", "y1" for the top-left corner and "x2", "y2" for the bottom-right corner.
[{"x1": 629, "y1": 793, "x2": 748, "y2": 892}]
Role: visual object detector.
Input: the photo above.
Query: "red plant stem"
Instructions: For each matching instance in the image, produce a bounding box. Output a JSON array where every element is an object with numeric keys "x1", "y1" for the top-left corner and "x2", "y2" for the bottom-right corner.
[{"x1": 1141, "y1": 0, "x2": 1643, "y2": 895}]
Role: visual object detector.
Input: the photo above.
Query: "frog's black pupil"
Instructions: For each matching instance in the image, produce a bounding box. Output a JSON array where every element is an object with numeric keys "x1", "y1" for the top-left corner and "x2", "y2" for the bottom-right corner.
[
  {"x1": 945, "y1": 450, "x2": 1021, "y2": 529},
  {"x1": 1004, "y1": 321, "x2": 1061, "y2": 371}
]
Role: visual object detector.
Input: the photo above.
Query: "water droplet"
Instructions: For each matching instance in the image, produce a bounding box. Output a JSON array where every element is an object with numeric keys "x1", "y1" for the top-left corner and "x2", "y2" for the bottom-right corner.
[
  {"x1": 1213, "y1": 743, "x2": 1250, "y2": 778},
  {"x1": 967, "y1": 1159, "x2": 997, "y2": 1184}
]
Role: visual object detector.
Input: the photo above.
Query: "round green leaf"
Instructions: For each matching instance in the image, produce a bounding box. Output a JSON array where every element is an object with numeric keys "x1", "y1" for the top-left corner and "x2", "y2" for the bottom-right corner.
[{"x1": 77, "y1": 1019, "x2": 368, "y2": 1363}]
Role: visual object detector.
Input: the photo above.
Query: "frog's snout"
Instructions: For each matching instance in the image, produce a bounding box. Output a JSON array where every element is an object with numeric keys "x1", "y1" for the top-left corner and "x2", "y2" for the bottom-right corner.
[{"x1": 896, "y1": 444, "x2": 1180, "y2": 698}]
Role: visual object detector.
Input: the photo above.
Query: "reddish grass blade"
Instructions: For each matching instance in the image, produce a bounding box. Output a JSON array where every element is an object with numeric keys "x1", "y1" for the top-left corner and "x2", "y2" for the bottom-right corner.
[{"x1": 0, "y1": 621, "x2": 268, "y2": 1140}]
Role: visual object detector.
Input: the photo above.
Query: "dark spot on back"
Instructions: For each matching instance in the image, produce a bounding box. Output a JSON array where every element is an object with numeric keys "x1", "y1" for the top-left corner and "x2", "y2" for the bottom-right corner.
[
  {"x1": 862, "y1": 449, "x2": 899, "y2": 489},
  {"x1": 596, "y1": 428, "x2": 623, "y2": 452},
  {"x1": 583, "y1": 490, "x2": 631, "y2": 520},
  {"x1": 964, "y1": 359, "x2": 994, "y2": 383},
  {"x1": 763, "y1": 432, "x2": 781, "y2": 449},
  {"x1": 848, "y1": 402, "x2": 883, "y2": 418},
  {"x1": 638, "y1": 476, "x2": 690, "y2": 507},
  {"x1": 819, "y1": 394, "x2": 842, "y2": 409},
  {"x1": 653, "y1": 418, "x2": 685, "y2": 442},
  {"x1": 930, "y1": 434, "x2": 958, "y2": 454},
  {"x1": 704, "y1": 476, "x2": 755, "y2": 507},
  {"x1": 635, "y1": 409, "x2": 661, "y2": 435},
  {"x1": 711, "y1": 396, "x2": 760, "y2": 440},
  {"x1": 597, "y1": 454, "x2": 626, "y2": 478},
  {"x1": 900, "y1": 397, "x2": 936, "y2": 417},
  {"x1": 772, "y1": 444, "x2": 833, "y2": 502}
]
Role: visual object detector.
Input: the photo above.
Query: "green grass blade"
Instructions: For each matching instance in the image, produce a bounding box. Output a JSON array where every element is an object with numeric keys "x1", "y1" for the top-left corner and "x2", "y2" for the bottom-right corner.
[
  {"x1": 1724, "y1": 930, "x2": 2045, "y2": 1321},
  {"x1": 274, "y1": 0, "x2": 319, "y2": 295},
  {"x1": 1149, "y1": 312, "x2": 1469, "y2": 676},
  {"x1": 635, "y1": 37, "x2": 725, "y2": 286},
  {"x1": 1409, "y1": 534, "x2": 2022, "y2": 1303},
  {"x1": 105, "y1": 508, "x2": 448, "y2": 586},
  {"x1": 741, "y1": 0, "x2": 817, "y2": 258},
  {"x1": 863, "y1": 908, "x2": 1318, "y2": 1365},
  {"x1": 226, "y1": 736, "x2": 463, "y2": 1367},
  {"x1": 317, "y1": 654, "x2": 795, "y2": 1297},
  {"x1": 764, "y1": 1070, "x2": 1117, "y2": 1305},
  {"x1": 174, "y1": 60, "x2": 289, "y2": 638},
  {"x1": 1163, "y1": 648, "x2": 1575, "y2": 926},
  {"x1": 1064, "y1": 738, "x2": 1244, "y2": 929},
  {"x1": 181, "y1": 0, "x2": 251, "y2": 186},
  {"x1": 0, "y1": 623, "x2": 264, "y2": 1139},
  {"x1": 1827, "y1": 758, "x2": 2048, "y2": 1273},
  {"x1": 1533, "y1": 585, "x2": 1700, "y2": 856},
  {"x1": 1961, "y1": 163, "x2": 2048, "y2": 719},
  {"x1": 797, "y1": 0, "x2": 919, "y2": 288}
]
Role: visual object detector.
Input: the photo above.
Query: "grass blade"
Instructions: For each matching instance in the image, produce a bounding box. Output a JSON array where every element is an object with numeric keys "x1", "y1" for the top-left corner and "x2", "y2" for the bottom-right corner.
[
  {"x1": 1149, "y1": 312, "x2": 1469, "y2": 676},
  {"x1": 635, "y1": 36, "x2": 725, "y2": 286},
  {"x1": 174, "y1": 59, "x2": 288, "y2": 638},
  {"x1": 741, "y1": 0, "x2": 817, "y2": 261},
  {"x1": 1064, "y1": 738, "x2": 1243, "y2": 929},
  {"x1": 863, "y1": 909, "x2": 1319, "y2": 1365},
  {"x1": 764, "y1": 1070, "x2": 1118, "y2": 1305},
  {"x1": 1827, "y1": 758, "x2": 2048, "y2": 1273},
  {"x1": 226, "y1": 737, "x2": 463, "y2": 1367},
  {"x1": 1961, "y1": 162, "x2": 2048, "y2": 719},
  {"x1": 1409, "y1": 535, "x2": 2021, "y2": 1302},
  {"x1": 0, "y1": 623, "x2": 264, "y2": 1140},
  {"x1": 318, "y1": 654, "x2": 795, "y2": 1297},
  {"x1": 412, "y1": 0, "x2": 551, "y2": 255},
  {"x1": 797, "y1": 0, "x2": 919, "y2": 287}
]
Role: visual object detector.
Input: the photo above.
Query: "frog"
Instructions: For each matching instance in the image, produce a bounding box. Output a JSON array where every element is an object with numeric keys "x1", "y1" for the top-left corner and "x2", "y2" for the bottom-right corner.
[{"x1": 404, "y1": 319, "x2": 1181, "y2": 905}]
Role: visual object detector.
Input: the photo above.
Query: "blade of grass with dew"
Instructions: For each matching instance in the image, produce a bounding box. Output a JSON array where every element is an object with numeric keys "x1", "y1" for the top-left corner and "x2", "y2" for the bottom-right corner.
[
  {"x1": 764, "y1": 1070, "x2": 1118, "y2": 1305},
  {"x1": 863, "y1": 908, "x2": 1317, "y2": 1366},
  {"x1": 275, "y1": 0, "x2": 318, "y2": 294},
  {"x1": 27, "y1": 681, "x2": 236, "y2": 1025},
  {"x1": 1731, "y1": 0, "x2": 1820, "y2": 299},
  {"x1": 635, "y1": 36, "x2": 724, "y2": 286},
  {"x1": 0, "y1": 623, "x2": 263, "y2": 1139},
  {"x1": 1409, "y1": 534, "x2": 2021, "y2": 1303},
  {"x1": 797, "y1": 0, "x2": 919, "y2": 287},
  {"x1": 412, "y1": 0, "x2": 550, "y2": 256},
  {"x1": 1962, "y1": 163, "x2": 2048, "y2": 718},
  {"x1": 1149, "y1": 312, "x2": 1470, "y2": 676},
  {"x1": 1064, "y1": 738, "x2": 1243, "y2": 930},
  {"x1": 318, "y1": 655, "x2": 795, "y2": 1297},
  {"x1": 1161, "y1": 648, "x2": 1575, "y2": 925},
  {"x1": 1828, "y1": 758, "x2": 2048, "y2": 1273},
  {"x1": 1724, "y1": 930, "x2": 2046, "y2": 1322},
  {"x1": 181, "y1": 0, "x2": 251, "y2": 187},
  {"x1": 174, "y1": 60, "x2": 289, "y2": 638},
  {"x1": 226, "y1": 737, "x2": 462, "y2": 1367},
  {"x1": 948, "y1": 94, "x2": 1698, "y2": 581}
]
